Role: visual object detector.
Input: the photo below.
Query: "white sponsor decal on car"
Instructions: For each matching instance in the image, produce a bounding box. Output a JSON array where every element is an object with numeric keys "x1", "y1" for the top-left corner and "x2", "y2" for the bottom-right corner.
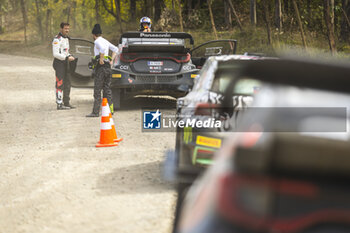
[
  {"x1": 149, "y1": 66, "x2": 162, "y2": 70},
  {"x1": 148, "y1": 61, "x2": 163, "y2": 66},
  {"x1": 182, "y1": 65, "x2": 193, "y2": 71},
  {"x1": 140, "y1": 33, "x2": 171, "y2": 38},
  {"x1": 119, "y1": 65, "x2": 129, "y2": 70}
]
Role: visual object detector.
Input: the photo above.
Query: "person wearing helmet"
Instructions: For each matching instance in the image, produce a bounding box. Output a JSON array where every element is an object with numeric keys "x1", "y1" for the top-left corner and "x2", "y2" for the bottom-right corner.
[{"x1": 140, "y1": 17, "x2": 152, "y2": 32}]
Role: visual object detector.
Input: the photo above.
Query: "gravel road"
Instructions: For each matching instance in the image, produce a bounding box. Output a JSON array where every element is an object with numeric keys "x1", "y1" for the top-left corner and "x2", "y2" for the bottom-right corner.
[{"x1": 0, "y1": 54, "x2": 177, "y2": 233}]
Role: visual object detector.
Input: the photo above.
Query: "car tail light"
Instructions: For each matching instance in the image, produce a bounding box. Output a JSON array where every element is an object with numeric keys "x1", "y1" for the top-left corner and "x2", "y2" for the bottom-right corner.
[
  {"x1": 236, "y1": 182, "x2": 273, "y2": 217},
  {"x1": 217, "y1": 175, "x2": 273, "y2": 230},
  {"x1": 217, "y1": 174, "x2": 325, "y2": 232},
  {"x1": 193, "y1": 147, "x2": 216, "y2": 166}
]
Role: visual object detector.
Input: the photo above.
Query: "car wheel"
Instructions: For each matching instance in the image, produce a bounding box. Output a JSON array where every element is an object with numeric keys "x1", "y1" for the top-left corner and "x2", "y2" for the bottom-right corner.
[
  {"x1": 112, "y1": 89, "x2": 124, "y2": 110},
  {"x1": 173, "y1": 182, "x2": 190, "y2": 233}
]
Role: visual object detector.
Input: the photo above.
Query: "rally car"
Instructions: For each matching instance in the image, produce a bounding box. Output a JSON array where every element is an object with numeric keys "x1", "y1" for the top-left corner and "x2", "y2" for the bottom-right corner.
[
  {"x1": 68, "y1": 32, "x2": 237, "y2": 109},
  {"x1": 177, "y1": 58, "x2": 350, "y2": 233},
  {"x1": 169, "y1": 55, "x2": 273, "y2": 230}
]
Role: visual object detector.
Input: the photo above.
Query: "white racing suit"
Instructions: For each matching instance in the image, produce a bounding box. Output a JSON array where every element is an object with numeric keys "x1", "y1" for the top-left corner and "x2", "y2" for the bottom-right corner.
[{"x1": 52, "y1": 32, "x2": 71, "y2": 106}]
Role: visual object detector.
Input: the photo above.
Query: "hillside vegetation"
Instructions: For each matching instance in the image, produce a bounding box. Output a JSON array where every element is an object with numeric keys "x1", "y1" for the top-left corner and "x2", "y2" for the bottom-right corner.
[{"x1": 0, "y1": 0, "x2": 349, "y2": 58}]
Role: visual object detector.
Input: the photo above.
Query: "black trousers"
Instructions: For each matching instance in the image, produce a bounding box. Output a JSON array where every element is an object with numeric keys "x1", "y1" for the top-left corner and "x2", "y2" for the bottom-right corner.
[
  {"x1": 53, "y1": 59, "x2": 71, "y2": 105},
  {"x1": 91, "y1": 64, "x2": 112, "y2": 114}
]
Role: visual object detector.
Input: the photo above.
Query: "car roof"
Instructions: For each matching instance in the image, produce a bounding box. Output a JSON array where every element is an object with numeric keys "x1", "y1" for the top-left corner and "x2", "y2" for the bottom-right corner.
[
  {"x1": 214, "y1": 54, "x2": 269, "y2": 61},
  {"x1": 232, "y1": 57, "x2": 350, "y2": 94}
]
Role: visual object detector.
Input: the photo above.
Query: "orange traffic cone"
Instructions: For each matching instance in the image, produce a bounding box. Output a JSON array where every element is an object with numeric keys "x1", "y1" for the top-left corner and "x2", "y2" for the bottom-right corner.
[
  {"x1": 106, "y1": 101, "x2": 123, "y2": 143},
  {"x1": 109, "y1": 112, "x2": 123, "y2": 142},
  {"x1": 96, "y1": 98, "x2": 118, "y2": 148}
]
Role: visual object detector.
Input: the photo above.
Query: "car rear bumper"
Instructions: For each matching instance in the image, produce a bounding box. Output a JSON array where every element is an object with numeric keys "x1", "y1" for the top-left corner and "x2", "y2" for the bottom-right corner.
[
  {"x1": 110, "y1": 69, "x2": 198, "y2": 95},
  {"x1": 177, "y1": 129, "x2": 223, "y2": 184}
]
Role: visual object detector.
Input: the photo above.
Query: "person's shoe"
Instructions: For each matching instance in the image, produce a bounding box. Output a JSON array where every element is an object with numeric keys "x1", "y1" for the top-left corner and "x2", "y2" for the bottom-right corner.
[
  {"x1": 64, "y1": 103, "x2": 76, "y2": 109},
  {"x1": 86, "y1": 112, "x2": 99, "y2": 117},
  {"x1": 57, "y1": 104, "x2": 71, "y2": 110}
]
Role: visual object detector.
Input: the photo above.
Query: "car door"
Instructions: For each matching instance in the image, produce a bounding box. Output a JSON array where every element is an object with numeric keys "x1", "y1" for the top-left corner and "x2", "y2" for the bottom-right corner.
[
  {"x1": 69, "y1": 38, "x2": 94, "y2": 87},
  {"x1": 190, "y1": 39, "x2": 237, "y2": 69}
]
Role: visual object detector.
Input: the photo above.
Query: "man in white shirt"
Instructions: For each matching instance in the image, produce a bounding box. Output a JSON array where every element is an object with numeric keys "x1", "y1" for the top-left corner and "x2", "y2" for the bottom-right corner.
[
  {"x1": 52, "y1": 22, "x2": 76, "y2": 110},
  {"x1": 86, "y1": 24, "x2": 118, "y2": 117}
]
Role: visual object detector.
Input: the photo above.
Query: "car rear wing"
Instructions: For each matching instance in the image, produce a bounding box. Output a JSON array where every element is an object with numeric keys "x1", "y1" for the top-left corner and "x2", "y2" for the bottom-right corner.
[
  {"x1": 235, "y1": 133, "x2": 350, "y2": 179},
  {"x1": 119, "y1": 32, "x2": 194, "y2": 45},
  {"x1": 122, "y1": 44, "x2": 189, "y2": 53}
]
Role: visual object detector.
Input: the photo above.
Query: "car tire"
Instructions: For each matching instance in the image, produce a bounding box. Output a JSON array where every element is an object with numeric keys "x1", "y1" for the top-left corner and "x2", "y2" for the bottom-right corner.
[
  {"x1": 112, "y1": 89, "x2": 123, "y2": 110},
  {"x1": 173, "y1": 182, "x2": 190, "y2": 233}
]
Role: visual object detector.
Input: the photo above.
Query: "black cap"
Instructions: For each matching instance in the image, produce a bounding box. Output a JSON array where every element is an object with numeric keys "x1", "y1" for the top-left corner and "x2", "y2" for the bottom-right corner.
[{"x1": 92, "y1": 24, "x2": 102, "y2": 35}]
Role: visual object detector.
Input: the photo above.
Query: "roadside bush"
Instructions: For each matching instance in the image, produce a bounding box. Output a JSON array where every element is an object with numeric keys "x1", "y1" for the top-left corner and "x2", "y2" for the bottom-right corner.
[{"x1": 156, "y1": 8, "x2": 179, "y2": 31}]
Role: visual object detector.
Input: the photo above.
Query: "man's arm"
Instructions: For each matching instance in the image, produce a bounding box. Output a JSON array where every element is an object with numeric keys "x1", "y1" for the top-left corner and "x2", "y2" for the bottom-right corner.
[
  {"x1": 108, "y1": 42, "x2": 119, "y2": 65},
  {"x1": 110, "y1": 52, "x2": 117, "y2": 65},
  {"x1": 99, "y1": 53, "x2": 105, "y2": 65}
]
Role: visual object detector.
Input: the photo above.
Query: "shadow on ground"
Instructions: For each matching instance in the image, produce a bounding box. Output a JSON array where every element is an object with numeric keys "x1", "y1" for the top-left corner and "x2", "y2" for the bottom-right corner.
[
  {"x1": 96, "y1": 161, "x2": 175, "y2": 196},
  {"x1": 118, "y1": 96, "x2": 177, "y2": 111}
]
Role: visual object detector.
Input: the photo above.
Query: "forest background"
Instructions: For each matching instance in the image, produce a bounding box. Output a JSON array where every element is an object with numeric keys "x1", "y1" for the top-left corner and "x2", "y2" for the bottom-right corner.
[{"x1": 0, "y1": 0, "x2": 349, "y2": 58}]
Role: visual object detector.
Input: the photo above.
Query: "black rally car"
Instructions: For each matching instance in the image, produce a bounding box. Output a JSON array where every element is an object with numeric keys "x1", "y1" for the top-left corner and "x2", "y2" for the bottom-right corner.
[{"x1": 68, "y1": 32, "x2": 237, "y2": 109}]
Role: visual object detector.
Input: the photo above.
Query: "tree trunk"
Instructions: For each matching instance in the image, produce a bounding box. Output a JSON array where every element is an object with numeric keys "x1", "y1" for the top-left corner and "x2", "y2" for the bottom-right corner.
[
  {"x1": 185, "y1": 0, "x2": 193, "y2": 16},
  {"x1": 19, "y1": 0, "x2": 27, "y2": 45},
  {"x1": 227, "y1": 0, "x2": 243, "y2": 31},
  {"x1": 154, "y1": 0, "x2": 164, "y2": 22},
  {"x1": 45, "y1": 9, "x2": 51, "y2": 41},
  {"x1": 341, "y1": 0, "x2": 350, "y2": 41},
  {"x1": 207, "y1": 0, "x2": 218, "y2": 39},
  {"x1": 275, "y1": 0, "x2": 282, "y2": 31},
  {"x1": 177, "y1": 0, "x2": 184, "y2": 32},
  {"x1": 307, "y1": 0, "x2": 312, "y2": 28},
  {"x1": 224, "y1": 0, "x2": 232, "y2": 29},
  {"x1": 292, "y1": 0, "x2": 307, "y2": 49},
  {"x1": 72, "y1": 0, "x2": 77, "y2": 29},
  {"x1": 82, "y1": 0, "x2": 87, "y2": 29},
  {"x1": 284, "y1": 0, "x2": 289, "y2": 16},
  {"x1": 144, "y1": 0, "x2": 152, "y2": 17},
  {"x1": 66, "y1": 7, "x2": 71, "y2": 23},
  {"x1": 115, "y1": 0, "x2": 123, "y2": 33},
  {"x1": 262, "y1": 0, "x2": 272, "y2": 44},
  {"x1": 341, "y1": 0, "x2": 350, "y2": 40},
  {"x1": 330, "y1": 0, "x2": 334, "y2": 25},
  {"x1": 324, "y1": 0, "x2": 337, "y2": 54},
  {"x1": 95, "y1": 0, "x2": 100, "y2": 23},
  {"x1": 34, "y1": 0, "x2": 44, "y2": 42},
  {"x1": 250, "y1": 0, "x2": 257, "y2": 26},
  {"x1": 130, "y1": 0, "x2": 136, "y2": 22}
]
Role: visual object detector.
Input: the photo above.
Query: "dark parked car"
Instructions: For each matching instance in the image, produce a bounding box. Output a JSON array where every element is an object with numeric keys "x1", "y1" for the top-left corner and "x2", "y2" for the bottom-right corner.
[
  {"x1": 176, "y1": 58, "x2": 350, "y2": 233},
  {"x1": 68, "y1": 32, "x2": 237, "y2": 108}
]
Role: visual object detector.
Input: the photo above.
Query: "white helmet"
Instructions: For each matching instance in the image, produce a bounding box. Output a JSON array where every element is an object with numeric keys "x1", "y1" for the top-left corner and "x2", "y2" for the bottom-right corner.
[{"x1": 140, "y1": 16, "x2": 152, "y2": 29}]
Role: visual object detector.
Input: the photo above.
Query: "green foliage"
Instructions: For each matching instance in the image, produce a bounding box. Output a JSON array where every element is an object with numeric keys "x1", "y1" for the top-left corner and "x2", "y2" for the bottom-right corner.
[{"x1": 0, "y1": 0, "x2": 349, "y2": 56}]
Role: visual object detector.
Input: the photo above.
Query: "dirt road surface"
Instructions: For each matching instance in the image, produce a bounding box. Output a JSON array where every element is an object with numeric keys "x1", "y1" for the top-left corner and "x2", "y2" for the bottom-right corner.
[{"x1": 0, "y1": 54, "x2": 177, "y2": 233}]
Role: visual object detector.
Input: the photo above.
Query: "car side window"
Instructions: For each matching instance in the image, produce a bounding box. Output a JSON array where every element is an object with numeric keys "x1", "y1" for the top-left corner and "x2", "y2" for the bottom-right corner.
[
  {"x1": 233, "y1": 78, "x2": 261, "y2": 95},
  {"x1": 211, "y1": 75, "x2": 261, "y2": 96}
]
